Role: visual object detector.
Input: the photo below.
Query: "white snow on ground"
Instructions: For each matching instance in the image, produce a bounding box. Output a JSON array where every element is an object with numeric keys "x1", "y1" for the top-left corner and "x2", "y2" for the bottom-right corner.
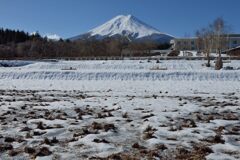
[
  {"x1": 0, "y1": 60, "x2": 239, "y2": 159},
  {"x1": 179, "y1": 51, "x2": 231, "y2": 57},
  {"x1": 0, "y1": 60, "x2": 239, "y2": 81}
]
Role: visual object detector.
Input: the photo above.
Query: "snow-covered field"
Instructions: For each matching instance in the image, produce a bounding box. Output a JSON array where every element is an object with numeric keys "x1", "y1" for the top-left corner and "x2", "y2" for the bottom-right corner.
[
  {"x1": 0, "y1": 60, "x2": 239, "y2": 160},
  {"x1": 0, "y1": 60, "x2": 239, "y2": 81}
]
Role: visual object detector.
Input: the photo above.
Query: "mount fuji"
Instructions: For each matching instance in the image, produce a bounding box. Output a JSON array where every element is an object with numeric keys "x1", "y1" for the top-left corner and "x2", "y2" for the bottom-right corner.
[{"x1": 70, "y1": 15, "x2": 174, "y2": 43}]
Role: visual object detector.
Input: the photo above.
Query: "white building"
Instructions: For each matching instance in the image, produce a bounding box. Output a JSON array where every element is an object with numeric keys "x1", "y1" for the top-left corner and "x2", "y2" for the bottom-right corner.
[{"x1": 171, "y1": 34, "x2": 240, "y2": 51}]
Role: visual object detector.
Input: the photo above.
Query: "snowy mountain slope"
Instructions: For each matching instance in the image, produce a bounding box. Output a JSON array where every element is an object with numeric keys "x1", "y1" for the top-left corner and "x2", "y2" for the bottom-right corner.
[
  {"x1": 70, "y1": 15, "x2": 174, "y2": 43},
  {"x1": 44, "y1": 34, "x2": 61, "y2": 41}
]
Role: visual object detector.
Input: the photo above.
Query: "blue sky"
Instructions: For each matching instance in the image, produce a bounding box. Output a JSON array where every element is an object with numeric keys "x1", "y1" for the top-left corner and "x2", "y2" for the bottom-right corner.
[{"x1": 0, "y1": 0, "x2": 239, "y2": 38}]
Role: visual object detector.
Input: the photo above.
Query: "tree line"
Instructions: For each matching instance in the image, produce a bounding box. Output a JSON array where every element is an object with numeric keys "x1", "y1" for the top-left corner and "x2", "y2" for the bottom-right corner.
[
  {"x1": 0, "y1": 28, "x2": 171, "y2": 59},
  {"x1": 0, "y1": 28, "x2": 42, "y2": 44}
]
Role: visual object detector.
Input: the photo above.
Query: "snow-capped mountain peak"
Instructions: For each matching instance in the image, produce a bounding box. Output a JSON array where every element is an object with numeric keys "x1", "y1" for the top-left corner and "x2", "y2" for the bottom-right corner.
[
  {"x1": 89, "y1": 14, "x2": 162, "y2": 38},
  {"x1": 70, "y1": 14, "x2": 174, "y2": 43}
]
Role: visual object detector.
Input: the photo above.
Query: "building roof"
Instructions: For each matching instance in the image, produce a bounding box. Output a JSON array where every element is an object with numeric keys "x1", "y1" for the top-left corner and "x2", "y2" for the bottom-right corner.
[
  {"x1": 173, "y1": 37, "x2": 197, "y2": 40},
  {"x1": 223, "y1": 45, "x2": 240, "y2": 52},
  {"x1": 227, "y1": 34, "x2": 240, "y2": 37},
  {"x1": 173, "y1": 34, "x2": 240, "y2": 40}
]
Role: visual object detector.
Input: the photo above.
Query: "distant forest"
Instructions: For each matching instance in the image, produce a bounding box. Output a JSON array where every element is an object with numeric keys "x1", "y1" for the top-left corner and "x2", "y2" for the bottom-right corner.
[{"x1": 0, "y1": 28, "x2": 171, "y2": 59}]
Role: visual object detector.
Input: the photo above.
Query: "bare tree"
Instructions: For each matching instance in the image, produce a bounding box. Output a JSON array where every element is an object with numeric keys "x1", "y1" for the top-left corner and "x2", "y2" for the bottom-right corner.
[
  {"x1": 196, "y1": 27, "x2": 214, "y2": 67},
  {"x1": 213, "y1": 17, "x2": 229, "y2": 70},
  {"x1": 196, "y1": 17, "x2": 230, "y2": 69}
]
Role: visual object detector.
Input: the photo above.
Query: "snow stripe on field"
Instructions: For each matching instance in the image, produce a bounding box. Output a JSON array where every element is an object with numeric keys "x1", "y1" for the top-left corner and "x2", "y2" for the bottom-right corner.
[{"x1": 0, "y1": 71, "x2": 239, "y2": 81}]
